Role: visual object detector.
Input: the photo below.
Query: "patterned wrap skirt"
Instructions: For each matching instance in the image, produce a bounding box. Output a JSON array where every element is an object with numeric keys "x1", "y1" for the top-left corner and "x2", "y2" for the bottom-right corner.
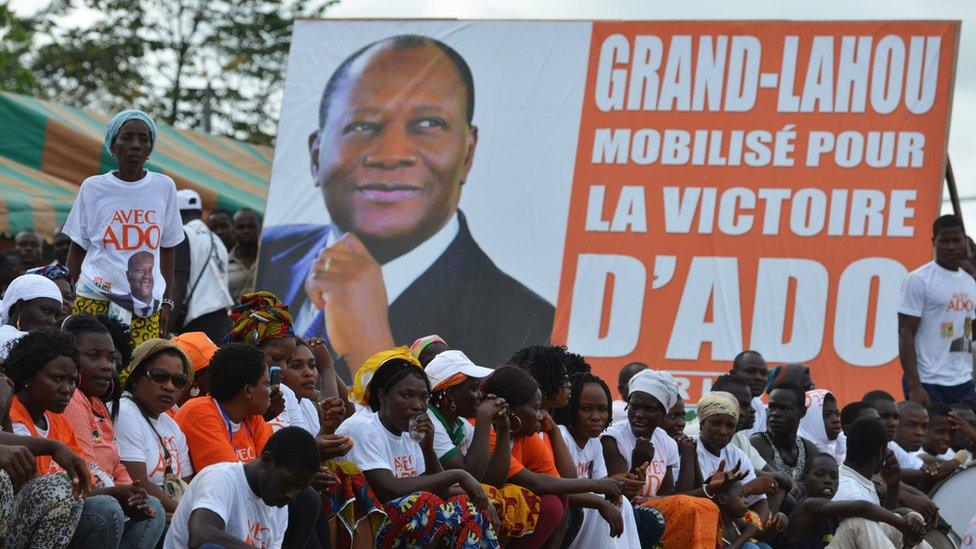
[{"x1": 73, "y1": 296, "x2": 159, "y2": 346}]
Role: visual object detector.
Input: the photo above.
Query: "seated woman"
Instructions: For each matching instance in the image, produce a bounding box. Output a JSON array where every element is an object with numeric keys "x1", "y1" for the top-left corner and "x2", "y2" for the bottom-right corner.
[
  {"x1": 225, "y1": 292, "x2": 293, "y2": 424},
  {"x1": 115, "y1": 339, "x2": 195, "y2": 515},
  {"x1": 553, "y1": 371, "x2": 655, "y2": 548},
  {"x1": 94, "y1": 315, "x2": 134, "y2": 416},
  {"x1": 271, "y1": 337, "x2": 345, "y2": 437},
  {"x1": 28, "y1": 264, "x2": 75, "y2": 322},
  {"x1": 61, "y1": 316, "x2": 134, "y2": 489},
  {"x1": 424, "y1": 350, "x2": 543, "y2": 543},
  {"x1": 750, "y1": 383, "x2": 821, "y2": 493},
  {"x1": 698, "y1": 392, "x2": 777, "y2": 522},
  {"x1": 175, "y1": 342, "x2": 322, "y2": 549},
  {"x1": 6, "y1": 329, "x2": 164, "y2": 548},
  {"x1": 798, "y1": 389, "x2": 843, "y2": 461},
  {"x1": 0, "y1": 274, "x2": 63, "y2": 359},
  {"x1": 478, "y1": 365, "x2": 622, "y2": 548},
  {"x1": 602, "y1": 369, "x2": 723, "y2": 547},
  {"x1": 335, "y1": 356, "x2": 499, "y2": 548}
]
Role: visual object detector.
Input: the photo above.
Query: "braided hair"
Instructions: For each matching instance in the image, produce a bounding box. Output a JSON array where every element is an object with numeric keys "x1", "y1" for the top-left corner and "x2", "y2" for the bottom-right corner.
[
  {"x1": 507, "y1": 344, "x2": 569, "y2": 402},
  {"x1": 481, "y1": 366, "x2": 539, "y2": 408}
]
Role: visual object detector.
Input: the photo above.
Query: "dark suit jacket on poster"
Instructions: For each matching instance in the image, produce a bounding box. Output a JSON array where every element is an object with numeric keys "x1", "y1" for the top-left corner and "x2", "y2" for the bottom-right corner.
[{"x1": 257, "y1": 211, "x2": 554, "y2": 369}]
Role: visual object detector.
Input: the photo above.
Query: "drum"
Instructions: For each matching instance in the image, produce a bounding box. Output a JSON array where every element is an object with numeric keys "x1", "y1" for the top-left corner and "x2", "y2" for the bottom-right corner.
[
  {"x1": 923, "y1": 526, "x2": 960, "y2": 549},
  {"x1": 930, "y1": 465, "x2": 976, "y2": 538}
]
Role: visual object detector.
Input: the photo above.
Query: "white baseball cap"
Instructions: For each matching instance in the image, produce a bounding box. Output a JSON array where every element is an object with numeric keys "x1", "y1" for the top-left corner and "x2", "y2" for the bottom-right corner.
[
  {"x1": 425, "y1": 350, "x2": 494, "y2": 392},
  {"x1": 177, "y1": 189, "x2": 202, "y2": 211}
]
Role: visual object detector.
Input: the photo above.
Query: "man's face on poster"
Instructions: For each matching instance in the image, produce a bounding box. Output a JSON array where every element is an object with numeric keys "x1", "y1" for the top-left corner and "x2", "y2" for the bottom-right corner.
[
  {"x1": 311, "y1": 43, "x2": 478, "y2": 258},
  {"x1": 127, "y1": 252, "x2": 154, "y2": 302}
]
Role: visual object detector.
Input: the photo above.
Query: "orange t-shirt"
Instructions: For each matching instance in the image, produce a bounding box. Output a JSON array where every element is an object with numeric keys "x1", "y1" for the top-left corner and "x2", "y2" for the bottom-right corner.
[
  {"x1": 9, "y1": 396, "x2": 89, "y2": 477},
  {"x1": 483, "y1": 423, "x2": 560, "y2": 480},
  {"x1": 175, "y1": 396, "x2": 272, "y2": 471}
]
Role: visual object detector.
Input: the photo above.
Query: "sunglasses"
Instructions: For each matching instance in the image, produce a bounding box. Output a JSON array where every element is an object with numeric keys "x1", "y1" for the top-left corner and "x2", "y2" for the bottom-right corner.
[{"x1": 145, "y1": 368, "x2": 189, "y2": 389}]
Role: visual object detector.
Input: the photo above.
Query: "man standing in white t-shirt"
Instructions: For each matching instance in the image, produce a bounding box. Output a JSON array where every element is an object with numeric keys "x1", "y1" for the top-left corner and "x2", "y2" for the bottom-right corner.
[
  {"x1": 164, "y1": 426, "x2": 321, "y2": 549},
  {"x1": 169, "y1": 189, "x2": 234, "y2": 342},
  {"x1": 898, "y1": 214, "x2": 976, "y2": 405}
]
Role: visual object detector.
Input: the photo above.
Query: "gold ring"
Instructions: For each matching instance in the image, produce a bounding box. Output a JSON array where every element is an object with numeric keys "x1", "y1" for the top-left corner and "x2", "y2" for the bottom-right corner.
[{"x1": 323, "y1": 257, "x2": 332, "y2": 272}]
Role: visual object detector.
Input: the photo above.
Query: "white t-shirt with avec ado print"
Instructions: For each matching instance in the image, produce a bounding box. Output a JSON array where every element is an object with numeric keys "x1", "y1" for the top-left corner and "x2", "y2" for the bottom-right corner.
[
  {"x1": 62, "y1": 171, "x2": 184, "y2": 317},
  {"x1": 164, "y1": 461, "x2": 287, "y2": 549},
  {"x1": 601, "y1": 422, "x2": 677, "y2": 498},
  {"x1": 115, "y1": 395, "x2": 194, "y2": 487},
  {"x1": 898, "y1": 260, "x2": 976, "y2": 386},
  {"x1": 338, "y1": 413, "x2": 426, "y2": 478}
]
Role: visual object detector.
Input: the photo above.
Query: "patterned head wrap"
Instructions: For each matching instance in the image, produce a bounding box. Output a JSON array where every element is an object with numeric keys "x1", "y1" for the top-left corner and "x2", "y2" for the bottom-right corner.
[
  {"x1": 348, "y1": 347, "x2": 421, "y2": 407},
  {"x1": 27, "y1": 264, "x2": 74, "y2": 294},
  {"x1": 227, "y1": 292, "x2": 294, "y2": 346},
  {"x1": 409, "y1": 334, "x2": 447, "y2": 360},
  {"x1": 119, "y1": 338, "x2": 193, "y2": 388},
  {"x1": 628, "y1": 369, "x2": 680, "y2": 411},
  {"x1": 696, "y1": 391, "x2": 740, "y2": 422},
  {"x1": 104, "y1": 109, "x2": 158, "y2": 153},
  {"x1": 766, "y1": 363, "x2": 811, "y2": 393}
]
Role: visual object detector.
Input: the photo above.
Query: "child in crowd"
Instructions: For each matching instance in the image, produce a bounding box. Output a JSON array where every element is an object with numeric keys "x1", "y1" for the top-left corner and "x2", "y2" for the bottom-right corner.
[
  {"x1": 779, "y1": 452, "x2": 925, "y2": 548},
  {"x1": 164, "y1": 427, "x2": 320, "y2": 548},
  {"x1": 714, "y1": 478, "x2": 782, "y2": 549},
  {"x1": 949, "y1": 401, "x2": 976, "y2": 458},
  {"x1": 64, "y1": 109, "x2": 184, "y2": 346},
  {"x1": 916, "y1": 402, "x2": 964, "y2": 462}
]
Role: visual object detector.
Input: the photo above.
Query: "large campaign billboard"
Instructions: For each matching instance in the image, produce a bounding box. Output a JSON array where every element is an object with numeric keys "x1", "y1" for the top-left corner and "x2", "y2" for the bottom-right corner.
[{"x1": 258, "y1": 19, "x2": 959, "y2": 403}]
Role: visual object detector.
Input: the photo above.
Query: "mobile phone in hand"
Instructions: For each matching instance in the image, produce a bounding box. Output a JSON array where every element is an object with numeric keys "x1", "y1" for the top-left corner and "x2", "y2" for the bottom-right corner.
[{"x1": 269, "y1": 365, "x2": 283, "y2": 386}]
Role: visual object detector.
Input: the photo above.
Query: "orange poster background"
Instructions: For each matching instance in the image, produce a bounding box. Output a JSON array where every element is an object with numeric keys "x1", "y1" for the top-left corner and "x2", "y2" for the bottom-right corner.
[{"x1": 552, "y1": 21, "x2": 960, "y2": 405}]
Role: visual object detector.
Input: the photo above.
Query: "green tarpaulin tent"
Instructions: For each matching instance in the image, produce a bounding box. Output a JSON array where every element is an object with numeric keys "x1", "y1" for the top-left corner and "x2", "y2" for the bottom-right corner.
[{"x1": 0, "y1": 92, "x2": 272, "y2": 239}]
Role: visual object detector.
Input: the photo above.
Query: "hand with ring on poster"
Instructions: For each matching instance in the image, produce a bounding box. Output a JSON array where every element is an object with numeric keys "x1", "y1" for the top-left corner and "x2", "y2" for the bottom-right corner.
[{"x1": 304, "y1": 233, "x2": 395, "y2": 370}]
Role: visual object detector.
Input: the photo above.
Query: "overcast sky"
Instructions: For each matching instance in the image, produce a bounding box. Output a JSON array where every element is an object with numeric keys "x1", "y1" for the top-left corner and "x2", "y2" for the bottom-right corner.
[{"x1": 16, "y1": 0, "x2": 976, "y2": 218}]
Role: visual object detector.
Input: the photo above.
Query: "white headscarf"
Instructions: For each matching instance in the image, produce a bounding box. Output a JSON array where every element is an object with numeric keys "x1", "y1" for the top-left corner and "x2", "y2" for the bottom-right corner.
[
  {"x1": 0, "y1": 274, "x2": 62, "y2": 325},
  {"x1": 798, "y1": 389, "x2": 837, "y2": 457},
  {"x1": 628, "y1": 369, "x2": 680, "y2": 411}
]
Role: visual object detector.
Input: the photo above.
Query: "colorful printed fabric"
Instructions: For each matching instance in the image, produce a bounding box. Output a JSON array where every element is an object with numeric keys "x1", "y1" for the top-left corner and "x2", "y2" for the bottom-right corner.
[
  {"x1": 641, "y1": 494, "x2": 721, "y2": 548},
  {"x1": 377, "y1": 491, "x2": 499, "y2": 549},
  {"x1": 319, "y1": 459, "x2": 387, "y2": 542},
  {"x1": 481, "y1": 483, "x2": 541, "y2": 539},
  {"x1": 73, "y1": 295, "x2": 158, "y2": 347},
  {"x1": 226, "y1": 291, "x2": 294, "y2": 345}
]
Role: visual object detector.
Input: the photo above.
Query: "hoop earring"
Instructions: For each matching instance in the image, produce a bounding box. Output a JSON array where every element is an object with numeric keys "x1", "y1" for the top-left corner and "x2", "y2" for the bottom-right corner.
[
  {"x1": 450, "y1": 398, "x2": 457, "y2": 412},
  {"x1": 189, "y1": 385, "x2": 200, "y2": 397},
  {"x1": 15, "y1": 317, "x2": 21, "y2": 331},
  {"x1": 509, "y1": 414, "x2": 522, "y2": 433}
]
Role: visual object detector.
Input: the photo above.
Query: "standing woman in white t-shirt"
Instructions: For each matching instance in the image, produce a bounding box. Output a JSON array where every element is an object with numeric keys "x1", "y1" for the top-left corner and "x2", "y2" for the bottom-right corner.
[{"x1": 64, "y1": 110, "x2": 185, "y2": 347}]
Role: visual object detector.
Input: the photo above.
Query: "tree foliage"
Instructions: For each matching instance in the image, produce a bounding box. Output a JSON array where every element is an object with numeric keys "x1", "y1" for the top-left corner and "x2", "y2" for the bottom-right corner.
[{"x1": 19, "y1": 0, "x2": 333, "y2": 145}]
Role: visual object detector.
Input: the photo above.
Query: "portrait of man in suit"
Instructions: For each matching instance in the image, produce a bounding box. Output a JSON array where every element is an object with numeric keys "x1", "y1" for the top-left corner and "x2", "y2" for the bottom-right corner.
[
  {"x1": 104, "y1": 250, "x2": 159, "y2": 317},
  {"x1": 257, "y1": 34, "x2": 554, "y2": 373}
]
